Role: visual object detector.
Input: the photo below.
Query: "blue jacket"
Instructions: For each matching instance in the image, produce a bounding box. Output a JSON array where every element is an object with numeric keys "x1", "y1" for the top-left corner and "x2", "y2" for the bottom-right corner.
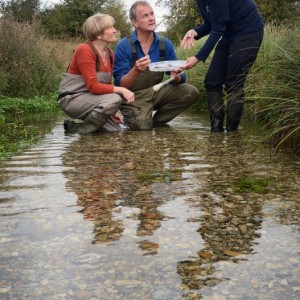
[
  {"x1": 113, "y1": 31, "x2": 186, "y2": 86},
  {"x1": 194, "y1": 0, "x2": 264, "y2": 61}
]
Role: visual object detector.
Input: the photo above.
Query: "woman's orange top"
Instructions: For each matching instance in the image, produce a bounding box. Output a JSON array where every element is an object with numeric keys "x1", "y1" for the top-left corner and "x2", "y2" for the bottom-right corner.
[{"x1": 67, "y1": 42, "x2": 114, "y2": 94}]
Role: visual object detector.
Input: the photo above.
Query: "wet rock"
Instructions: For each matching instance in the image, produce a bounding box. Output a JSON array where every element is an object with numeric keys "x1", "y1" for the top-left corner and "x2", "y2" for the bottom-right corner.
[{"x1": 238, "y1": 224, "x2": 248, "y2": 234}]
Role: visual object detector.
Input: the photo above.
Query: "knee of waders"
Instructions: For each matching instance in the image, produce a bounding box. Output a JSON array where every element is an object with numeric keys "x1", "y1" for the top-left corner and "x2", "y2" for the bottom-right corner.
[
  {"x1": 179, "y1": 84, "x2": 200, "y2": 104},
  {"x1": 111, "y1": 94, "x2": 123, "y2": 108},
  {"x1": 95, "y1": 94, "x2": 123, "y2": 117}
]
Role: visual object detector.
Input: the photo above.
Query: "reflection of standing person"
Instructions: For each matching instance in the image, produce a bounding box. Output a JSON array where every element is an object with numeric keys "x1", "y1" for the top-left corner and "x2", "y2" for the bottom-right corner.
[
  {"x1": 58, "y1": 13, "x2": 134, "y2": 134},
  {"x1": 181, "y1": 0, "x2": 264, "y2": 132},
  {"x1": 177, "y1": 133, "x2": 264, "y2": 295},
  {"x1": 113, "y1": 1, "x2": 199, "y2": 130}
]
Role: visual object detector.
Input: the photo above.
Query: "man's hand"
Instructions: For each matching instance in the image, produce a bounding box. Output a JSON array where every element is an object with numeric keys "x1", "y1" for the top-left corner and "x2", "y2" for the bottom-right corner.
[
  {"x1": 134, "y1": 55, "x2": 151, "y2": 73},
  {"x1": 170, "y1": 70, "x2": 182, "y2": 84}
]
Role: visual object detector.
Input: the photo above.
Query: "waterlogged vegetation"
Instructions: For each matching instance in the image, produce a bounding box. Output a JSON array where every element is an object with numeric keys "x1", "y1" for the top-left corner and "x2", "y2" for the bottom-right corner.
[
  {"x1": 234, "y1": 176, "x2": 271, "y2": 194},
  {"x1": 0, "y1": 96, "x2": 58, "y2": 159},
  {"x1": 0, "y1": 119, "x2": 44, "y2": 160}
]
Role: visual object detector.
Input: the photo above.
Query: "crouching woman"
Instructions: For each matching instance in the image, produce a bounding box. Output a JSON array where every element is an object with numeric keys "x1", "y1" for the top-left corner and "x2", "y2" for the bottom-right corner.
[{"x1": 58, "y1": 13, "x2": 134, "y2": 133}]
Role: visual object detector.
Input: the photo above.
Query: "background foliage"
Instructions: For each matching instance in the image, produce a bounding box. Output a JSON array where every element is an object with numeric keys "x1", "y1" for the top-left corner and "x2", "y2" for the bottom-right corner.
[
  {"x1": 159, "y1": 0, "x2": 300, "y2": 44},
  {"x1": 0, "y1": 0, "x2": 131, "y2": 38},
  {"x1": 0, "y1": 0, "x2": 40, "y2": 23},
  {"x1": 0, "y1": 16, "x2": 59, "y2": 98}
]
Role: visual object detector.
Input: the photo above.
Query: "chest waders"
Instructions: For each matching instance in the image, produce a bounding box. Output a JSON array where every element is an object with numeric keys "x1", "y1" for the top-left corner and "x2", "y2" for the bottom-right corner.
[
  {"x1": 59, "y1": 42, "x2": 122, "y2": 133},
  {"x1": 120, "y1": 35, "x2": 166, "y2": 130}
]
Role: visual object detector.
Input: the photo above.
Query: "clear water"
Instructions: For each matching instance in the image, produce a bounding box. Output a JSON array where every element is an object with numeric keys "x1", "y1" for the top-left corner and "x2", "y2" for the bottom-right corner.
[{"x1": 1, "y1": 113, "x2": 299, "y2": 299}]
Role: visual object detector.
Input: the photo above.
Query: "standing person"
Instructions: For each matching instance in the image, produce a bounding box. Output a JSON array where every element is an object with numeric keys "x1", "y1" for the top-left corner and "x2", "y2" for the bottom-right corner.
[
  {"x1": 113, "y1": 1, "x2": 199, "y2": 130},
  {"x1": 181, "y1": 0, "x2": 264, "y2": 132},
  {"x1": 58, "y1": 13, "x2": 134, "y2": 134}
]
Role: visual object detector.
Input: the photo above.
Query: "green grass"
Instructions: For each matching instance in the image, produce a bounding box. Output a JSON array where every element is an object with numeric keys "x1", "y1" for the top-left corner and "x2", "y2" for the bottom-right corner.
[
  {"x1": 0, "y1": 95, "x2": 58, "y2": 115},
  {"x1": 245, "y1": 23, "x2": 300, "y2": 153}
]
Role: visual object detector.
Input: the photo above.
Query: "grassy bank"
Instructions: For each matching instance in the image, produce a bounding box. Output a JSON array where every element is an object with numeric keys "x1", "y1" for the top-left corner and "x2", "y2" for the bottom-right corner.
[{"x1": 0, "y1": 17, "x2": 72, "y2": 160}]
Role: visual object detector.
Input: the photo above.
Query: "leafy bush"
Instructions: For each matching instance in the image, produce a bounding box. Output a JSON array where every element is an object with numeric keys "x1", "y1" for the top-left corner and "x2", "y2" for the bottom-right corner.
[
  {"x1": 0, "y1": 16, "x2": 60, "y2": 98},
  {"x1": 38, "y1": 0, "x2": 131, "y2": 39}
]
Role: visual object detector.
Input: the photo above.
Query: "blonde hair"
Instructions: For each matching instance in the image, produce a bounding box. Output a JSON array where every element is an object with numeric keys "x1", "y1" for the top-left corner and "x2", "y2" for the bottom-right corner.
[{"x1": 82, "y1": 13, "x2": 115, "y2": 40}]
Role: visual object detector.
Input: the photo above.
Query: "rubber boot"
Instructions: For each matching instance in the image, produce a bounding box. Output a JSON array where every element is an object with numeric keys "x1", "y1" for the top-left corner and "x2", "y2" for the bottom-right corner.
[
  {"x1": 64, "y1": 119, "x2": 81, "y2": 133},
  {"x1": 226, "y1": 92, "x2": 244, "y2": 132},
  {"x1": 207, "y1": 92, "x2": 225, "y2": 132},
  {"x1": 78, "y1": 113, "x2": 109, "y2": 134}
]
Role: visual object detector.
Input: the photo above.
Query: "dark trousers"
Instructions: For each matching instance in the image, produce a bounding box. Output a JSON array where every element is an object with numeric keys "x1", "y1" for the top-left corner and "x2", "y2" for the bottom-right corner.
[{"x1": 204, "y1": 30, "x2": 264, "y2": 94}]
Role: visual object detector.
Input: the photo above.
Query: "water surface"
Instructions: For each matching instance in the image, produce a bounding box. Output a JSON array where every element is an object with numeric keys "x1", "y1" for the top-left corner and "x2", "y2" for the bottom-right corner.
[{"x1": 1, "y1": 113, "x2": 299, "y2": 299}]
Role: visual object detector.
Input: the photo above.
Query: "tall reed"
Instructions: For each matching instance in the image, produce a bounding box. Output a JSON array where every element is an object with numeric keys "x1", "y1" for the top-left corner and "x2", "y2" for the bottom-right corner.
[{"x1": 246, "y1": 23, "x2": 300, "y2": 152}]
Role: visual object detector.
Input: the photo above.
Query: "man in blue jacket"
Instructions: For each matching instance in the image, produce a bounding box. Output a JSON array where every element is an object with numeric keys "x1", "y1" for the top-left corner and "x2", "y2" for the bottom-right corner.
[
  {"x1": 113, "y1": 1, "x2": 199, "y2": 130},
  {"x1": 181, "y1": 0, "x2": 264, "y2": 132}
]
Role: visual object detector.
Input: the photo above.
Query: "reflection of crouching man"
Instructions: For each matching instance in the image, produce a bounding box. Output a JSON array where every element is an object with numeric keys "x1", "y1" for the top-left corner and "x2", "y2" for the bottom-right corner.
[{"x1": 113, "y1": 1, "x2": 199, "y2": 130}]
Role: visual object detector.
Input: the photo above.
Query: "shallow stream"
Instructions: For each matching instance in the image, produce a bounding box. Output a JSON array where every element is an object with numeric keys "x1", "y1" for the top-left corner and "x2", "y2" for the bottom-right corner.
[{"x1": 0, "y1": 113, "x2": 299, "y2": 299}]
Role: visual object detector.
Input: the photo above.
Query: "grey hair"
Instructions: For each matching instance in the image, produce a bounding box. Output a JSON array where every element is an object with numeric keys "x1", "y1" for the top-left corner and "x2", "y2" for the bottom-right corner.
[{"x1": 129, "y1": 1, "x2": 151, "y2": 20}]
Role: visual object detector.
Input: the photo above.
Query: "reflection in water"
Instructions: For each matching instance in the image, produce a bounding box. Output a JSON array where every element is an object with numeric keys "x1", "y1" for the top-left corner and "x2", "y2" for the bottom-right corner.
[
  {"x1": 177, "y1": 133, "x2": 264, "y2": 296},
  {"x1": 62, "y1": 128, "x2": 189, "y2": 248},
  {"x1": 61, "y1": 118, "x2": 300, "y2": 299},
  {"x1": 0, "y1": 114, "x2": 299, "y2": 299}
]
